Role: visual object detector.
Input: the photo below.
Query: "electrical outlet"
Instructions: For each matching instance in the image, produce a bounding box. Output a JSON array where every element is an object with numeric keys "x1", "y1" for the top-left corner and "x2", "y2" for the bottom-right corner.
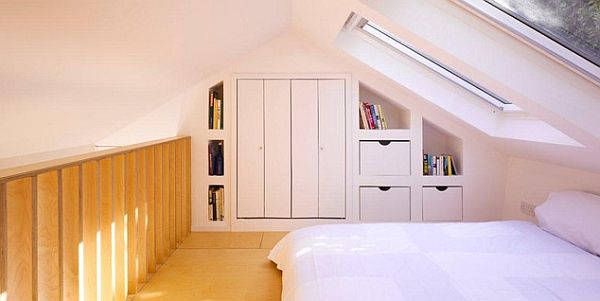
[{"x1": 520, "y1": 201, "x2": 536, "y2": 217}]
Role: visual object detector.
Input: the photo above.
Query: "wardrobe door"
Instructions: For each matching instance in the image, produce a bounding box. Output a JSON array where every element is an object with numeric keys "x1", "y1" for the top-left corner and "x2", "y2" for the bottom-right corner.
[
  {"x1": 237, "y1": 79, "x2": 265, "y2": 218},
  {"x1": 264, "y1": 80, "x2": 291, "y2": 218},
  {"x1": 318, "y1": 79, "x2": 346, "y2": 218},
  {"x1": 291, "y1": 80, "x2": 319, "y2": 218}
]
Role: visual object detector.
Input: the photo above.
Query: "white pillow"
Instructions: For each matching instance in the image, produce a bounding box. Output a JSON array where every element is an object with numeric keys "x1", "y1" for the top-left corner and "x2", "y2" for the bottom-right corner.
[{"x1": 535, "y1": 191, "x2": 600, "y2": 256}]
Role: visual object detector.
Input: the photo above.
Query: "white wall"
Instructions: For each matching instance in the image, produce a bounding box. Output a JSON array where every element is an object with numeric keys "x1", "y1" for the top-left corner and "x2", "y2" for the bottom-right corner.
[
  {"x1": 503, "y1": 157, "x2": 600, "y2": 222},
  {"x1": 0, "y1": 144, "x2": 95, "y2": 170},
  {"x1": 95, "y1": 96, "x2": 183, "y2": 147},
  {"x1": 0, "y1": 0, "x2": 290, "y2": 165}
]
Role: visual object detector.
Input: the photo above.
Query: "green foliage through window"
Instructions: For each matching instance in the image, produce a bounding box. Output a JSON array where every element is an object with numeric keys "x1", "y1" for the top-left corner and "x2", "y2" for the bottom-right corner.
[{"x1": 486, "y1": 0, "x2": 600, "y2": 66}]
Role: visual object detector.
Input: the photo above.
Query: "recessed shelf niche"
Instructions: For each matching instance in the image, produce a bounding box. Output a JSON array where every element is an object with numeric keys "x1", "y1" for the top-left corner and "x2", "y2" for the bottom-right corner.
[
  {"x1": 208, "y1": 185, "x2": 224, "y2": 221},
  {"x1": 358, "y1": 82, "x2": 411, "y2": 130},
  {"x1": 208, "y1": 140, "x2": 224, "y2": 176},
  {"x1": 422, "y1": 119, "x2": 463, "y2": 176},
  {"x1": 209, "y1": 82, "x2": 224, "y2": 130}
]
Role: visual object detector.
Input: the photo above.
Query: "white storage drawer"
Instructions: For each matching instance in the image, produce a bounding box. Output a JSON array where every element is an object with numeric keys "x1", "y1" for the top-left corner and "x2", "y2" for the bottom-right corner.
[
  {"x1": 422, "y1": 186, "x2": 463, "y2": 221},
  {"x1": 360, "y1": 186, "x2": 410, "y2": 222},
  {"x1": 360, "y1": 141, "x2": 410, "y2": 176}
]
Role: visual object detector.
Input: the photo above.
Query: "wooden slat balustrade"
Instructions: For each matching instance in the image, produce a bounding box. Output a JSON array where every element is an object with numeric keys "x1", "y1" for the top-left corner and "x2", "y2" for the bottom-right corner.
[{"x1": 0, "y1": 136, "x2": 191, "y2": 300}]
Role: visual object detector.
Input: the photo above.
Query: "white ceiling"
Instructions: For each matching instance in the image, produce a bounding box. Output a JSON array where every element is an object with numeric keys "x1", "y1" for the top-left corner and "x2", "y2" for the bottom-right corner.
[
  {"x1": 0, "y1": 0, "x2": 291, "y2": 158},
  {"x1": 2, "y1": 0, "x2": 599, "y2": 174}
]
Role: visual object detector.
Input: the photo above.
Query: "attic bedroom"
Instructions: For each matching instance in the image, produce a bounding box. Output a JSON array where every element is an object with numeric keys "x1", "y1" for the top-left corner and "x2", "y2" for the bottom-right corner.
[{"x1": 1, "y1": 1, "x2": 599, "y2": 300}]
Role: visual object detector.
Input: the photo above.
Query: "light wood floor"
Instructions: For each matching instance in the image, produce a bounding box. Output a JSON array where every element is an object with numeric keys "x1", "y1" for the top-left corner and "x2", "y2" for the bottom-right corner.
[{"x1": 132, "y1": 232, "x2": 287, "y2": 301}]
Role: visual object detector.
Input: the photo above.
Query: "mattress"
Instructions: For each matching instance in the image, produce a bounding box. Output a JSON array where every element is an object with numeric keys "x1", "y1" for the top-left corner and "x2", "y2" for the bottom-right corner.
[{"x1": 268, "y1": 221, "x2": 600, "y2": 301}]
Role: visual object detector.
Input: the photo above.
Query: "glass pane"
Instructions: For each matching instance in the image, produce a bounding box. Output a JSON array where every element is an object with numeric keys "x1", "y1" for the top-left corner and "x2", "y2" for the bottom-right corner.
[{"x1": 485, "y1": 0, "x2": 600, "y2": 67}]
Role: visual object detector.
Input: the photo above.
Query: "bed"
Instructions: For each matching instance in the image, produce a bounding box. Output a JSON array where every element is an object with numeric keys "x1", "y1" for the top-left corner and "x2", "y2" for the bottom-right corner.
[{"x1": 269, "y1": 221, "x2": 600, "y2": 301}]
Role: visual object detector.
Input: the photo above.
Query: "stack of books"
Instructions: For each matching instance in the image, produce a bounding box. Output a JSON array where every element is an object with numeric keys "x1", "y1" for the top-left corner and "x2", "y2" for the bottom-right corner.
[
  {"x1": 423, "y1": 154, "x2": 458, "y2": 176},
  {"x1": 209, "y1": 90, "x2": 223, "y2": 130},
  {"x1": 359, "y1": 102, "x2": 388, "y2": 130},
  {"x1": 208, "y1": 186, "x2": 224, "y2": 221},
  {"x1": 208, "y1": 141, "x2": 224, "y2": 176}
]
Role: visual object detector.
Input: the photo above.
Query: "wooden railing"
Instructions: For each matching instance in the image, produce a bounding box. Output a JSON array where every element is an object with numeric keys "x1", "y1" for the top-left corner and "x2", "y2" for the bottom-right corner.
[{"x1": 0, "y1": 136, "x2": 191, "y2": 300}]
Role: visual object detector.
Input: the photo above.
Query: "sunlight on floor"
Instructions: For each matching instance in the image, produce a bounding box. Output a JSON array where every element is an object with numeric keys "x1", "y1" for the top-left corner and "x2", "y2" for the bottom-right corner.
[{"x1": 132, "y1": 232, "x2": 287, "y2": 301}]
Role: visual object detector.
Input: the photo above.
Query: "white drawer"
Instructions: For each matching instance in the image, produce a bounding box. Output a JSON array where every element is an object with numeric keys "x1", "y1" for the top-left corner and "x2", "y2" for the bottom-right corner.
[
  {"x1": 360, "y1": 186, "x2": 410, "y2": 222},
  {"x1": 359, "y1": 141, "x2": 410, "y2": 176},
  {"x1": 422, "y1": 186, "x2": 463, "y2": 221}
]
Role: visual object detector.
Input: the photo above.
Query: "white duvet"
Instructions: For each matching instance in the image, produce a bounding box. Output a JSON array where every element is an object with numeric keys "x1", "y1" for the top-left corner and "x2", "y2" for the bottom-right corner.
[{"x1": 268, "y1": 221, "x2": 600, "y2": 301}]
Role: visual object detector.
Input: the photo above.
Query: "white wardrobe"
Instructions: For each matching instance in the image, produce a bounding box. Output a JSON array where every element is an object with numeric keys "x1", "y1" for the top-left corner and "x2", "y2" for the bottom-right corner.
[{"x1": 236, "y1": 78, "x2": 346, "y2": 219}]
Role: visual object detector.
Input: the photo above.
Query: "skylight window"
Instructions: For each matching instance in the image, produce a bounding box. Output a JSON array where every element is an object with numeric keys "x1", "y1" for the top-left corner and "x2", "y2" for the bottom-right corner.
[
  {"x1": 357, "y1": 19, "x2": 521, "y2": 111},
  {"x1": 454, "y1": 0, "x2": 600, "y2": 84},
  {"x1": 485, "y1": 0, "x2": 600, "y2": 68}
]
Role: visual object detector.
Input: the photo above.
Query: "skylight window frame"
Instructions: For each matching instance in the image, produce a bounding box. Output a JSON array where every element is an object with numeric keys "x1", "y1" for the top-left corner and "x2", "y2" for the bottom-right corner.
[
  {"x1": 453, "y1": 0, "x2": 600, "y2": 85},
  {"x1": 355, "y1": 19, "x2": 521, "y2": 112}
]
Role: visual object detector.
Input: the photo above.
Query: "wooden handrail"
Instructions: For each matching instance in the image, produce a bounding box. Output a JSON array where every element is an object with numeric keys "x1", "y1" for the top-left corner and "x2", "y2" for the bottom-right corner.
[
  {"x1": 0, "y1": 136, "x2": 189, "y2": 182},
  {"x1": 0, "y1": 136, "x2": 191, "y2": 300}
]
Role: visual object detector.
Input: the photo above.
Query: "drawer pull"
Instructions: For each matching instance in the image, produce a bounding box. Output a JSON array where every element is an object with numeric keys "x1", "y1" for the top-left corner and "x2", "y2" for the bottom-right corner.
[
  {"x1": 378, "y1": 140, "x2": 391, "y2": 146},
  {"x1": 435, "y1": 186, "x2": 448, "y2": 192},
  {"x1": 378, "y1": 186, "x2": 391, "y2": 191}
]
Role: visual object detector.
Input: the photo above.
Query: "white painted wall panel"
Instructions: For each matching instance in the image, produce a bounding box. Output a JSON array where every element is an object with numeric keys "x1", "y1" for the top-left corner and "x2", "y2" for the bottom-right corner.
[
  {"x1": 318, "y1": 79, "x2": 346, "y2": 218},
  {"x1": 237, "y1": 80, "x2": 265, "y2": 218},
  {"x1": 264, "y1": 80, "x2": 292, "y2": 218},
  {"x1": 291, "y1": 80, "x2": 319, "y2": 218}
]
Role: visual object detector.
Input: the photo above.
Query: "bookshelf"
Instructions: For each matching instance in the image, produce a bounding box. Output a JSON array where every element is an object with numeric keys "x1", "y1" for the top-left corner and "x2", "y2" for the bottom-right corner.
[
  {"x1": 208, "y1": 140, "x2": 224, "y2": 176},
  {"x1": 354, "y1": 81, "x2": 465, "y2": 223},
  {"x1": 209, "y1": 82, "x2": 224, "y2": 130},
  {"x1": 422, "y1": 118, "x2": 463, "y2": 176},
  {"x1": 208, "y1": 185, "x2": 225, "y2": 221},
  {"x1": 204, "y1": 81, "x2": 228, "y2": 227},
  {"x1": 358, "y1": 82, "x2": 410, "y2": 131}
]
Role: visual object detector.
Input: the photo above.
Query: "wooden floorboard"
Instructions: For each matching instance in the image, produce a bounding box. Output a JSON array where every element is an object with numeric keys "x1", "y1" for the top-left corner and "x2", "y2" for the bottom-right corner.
[{"x1": 132, "y1": 232, "x2": 286, "y2": 301}]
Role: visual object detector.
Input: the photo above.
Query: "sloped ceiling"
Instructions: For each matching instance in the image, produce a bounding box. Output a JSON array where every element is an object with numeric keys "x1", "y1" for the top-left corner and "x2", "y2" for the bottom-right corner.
[
  {"x1": 2, "y1": 0, "x2": 599, "y2": 174},
  {"x1": 0, "y1": 0, "x2": 291, "y2": 159},
  {"x1": 290, "y1": 0, "x2": 600, "y2": 173}
]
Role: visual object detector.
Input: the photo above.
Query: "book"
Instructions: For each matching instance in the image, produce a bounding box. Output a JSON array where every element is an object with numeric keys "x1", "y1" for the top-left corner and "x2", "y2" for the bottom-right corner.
[
  {"x1": 359, "y1": 103, "x2": 369, "y2": 129},
  {"x1": 209, "y1": 91, "x2": 215, "y2": 129},
  {"x1": 363, "y1": 103, "x2": 375, "y2": 129},
  {"x1": 219, "y1": 99, "x2": 224, "y2": 129},
  {"x1": 379, "y1": 104, "x2": 388, "y2": 129},
  {"x1": 208, "y1": 141, "x2": 224, "y2": 176},
  {"x1": 423, "y1": 153, "x2": 458, "y2": 176},
  {"x1": 359, "y1": 102, "x2": 389, "y2": 130},
  {"x1": 369, "y1": 104, "x2": 378, "y2": 129}
]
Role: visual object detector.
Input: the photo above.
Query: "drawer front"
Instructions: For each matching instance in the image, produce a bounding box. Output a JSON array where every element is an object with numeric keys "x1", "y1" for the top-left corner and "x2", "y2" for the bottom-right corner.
[
  {"x1": 422, "y1": 186, "x2": 463, "y2": 221},
  {"x1": 360, "y1": 141, "x2": 410, "y2": 176},
  {"x1": 360, "y1": 186, "x2": 410, "y2": 222}
]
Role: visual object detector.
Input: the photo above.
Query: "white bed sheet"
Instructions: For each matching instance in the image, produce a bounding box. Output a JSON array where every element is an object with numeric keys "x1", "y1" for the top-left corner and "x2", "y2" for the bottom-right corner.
[{"x1": 268, "y1": 221, "x2": 600, "y2": 301}]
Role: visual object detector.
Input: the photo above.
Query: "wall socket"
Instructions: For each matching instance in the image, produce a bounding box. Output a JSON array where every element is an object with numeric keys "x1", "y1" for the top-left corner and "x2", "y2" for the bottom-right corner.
[{"x1": 520, "y1": 201, "x2": 536, "y2": 217}]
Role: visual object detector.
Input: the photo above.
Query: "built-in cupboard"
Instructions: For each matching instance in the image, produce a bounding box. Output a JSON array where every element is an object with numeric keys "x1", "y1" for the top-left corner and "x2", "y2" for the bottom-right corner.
[{"x1": 236, "y1": 78, "x2": 346, "y2": 219}]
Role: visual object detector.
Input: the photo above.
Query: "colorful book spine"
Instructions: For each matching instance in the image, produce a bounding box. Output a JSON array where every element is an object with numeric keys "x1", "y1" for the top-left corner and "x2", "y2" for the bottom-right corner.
[
  {"x1": 423, "y1": 154, "x2": 458, "y2": 176},
  {"x1": 359, "y1": 102, "x2": 390, "y2": 130},
  {"x1": 379, "y1": 104, "x2": 388, "y2": 129},
  {"x1": 369, "y1": 104, "x2": 378, "y2": 129},
  {"x1": 359, "y1": 103, "x2": 368, "y2": 129},
  {"x1": 209, "y1": 91, "x2": 215, "y2": 129},
  {"x1": 363, "y1": 103, "x2": 374, "y2": 129}
]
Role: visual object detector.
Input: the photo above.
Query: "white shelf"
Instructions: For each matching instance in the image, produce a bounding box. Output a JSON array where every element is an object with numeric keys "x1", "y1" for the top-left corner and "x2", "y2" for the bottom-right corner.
[
  {"x1": 207, "y1": 176, "x2": 226, "y2": 185},
  {"x1": 358, "y1": 175, "x2": 415, "y2": 186},
  {"x1": 207, "y1": 130, "x2": 226, "y2": 139},
  {"x1": 422, "y1": 175, "x2": 464, "y2": 186},
  {"x1": 357, "y1": 129, "x2": 411, "y2": 140}
]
